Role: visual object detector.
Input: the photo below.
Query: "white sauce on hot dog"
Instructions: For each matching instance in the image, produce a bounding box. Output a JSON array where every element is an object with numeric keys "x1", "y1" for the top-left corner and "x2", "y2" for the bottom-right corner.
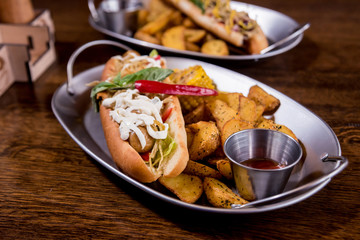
[
  {"x1": 102, "y1": 89, "x2": 168, "y2": 150},
  {"x1": 112, "y1": 52, "x2": 165, "y2": 75}
]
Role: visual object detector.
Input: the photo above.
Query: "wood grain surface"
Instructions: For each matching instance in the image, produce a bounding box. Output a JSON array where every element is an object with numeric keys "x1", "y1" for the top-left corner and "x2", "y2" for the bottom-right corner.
[{"x1": 0, "y1": 0, "x2": 359, "y2": 239}]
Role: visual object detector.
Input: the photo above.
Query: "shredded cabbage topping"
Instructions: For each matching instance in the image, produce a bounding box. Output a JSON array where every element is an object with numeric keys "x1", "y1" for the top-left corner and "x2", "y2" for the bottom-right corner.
[{"x1": 149, "y1": 134, "x2": 177, "y2": 171}]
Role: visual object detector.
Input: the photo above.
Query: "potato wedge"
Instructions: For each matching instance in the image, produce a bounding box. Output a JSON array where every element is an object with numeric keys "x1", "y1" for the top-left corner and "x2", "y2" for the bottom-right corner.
[
  {"x1": 206, "y1": 99, "x2": 240, "y2": 130},
  {"x1": 255, "y1": 104, "x2": 265, "y2": 122},
  {"x1": 205, "y1": 33, "x2": 216, "y2": 42},
  {"x1": 161, "y1": 25, "x2": 186, "y2": 50},
  {"x1": 137, "y1": 9, "x2": 149, "y2": 28},
  {"x1": 187, "y1": 121, "x2": 220, "y2": 160},
  {"x1": 212, "y1": 146, "x2": 226, "y2": 158},
  {"x1": 220, "y1": 119, "x2": 254, "y2": 145},
  {"x1": 134, "y1": 31, "x2": 161, "y2": 45},
  {"x1": 248, "y1": 85, "x2": 280, "y2": 113},
  {"x1": 146, "y1": 0, "x2": 173, "y2": 22},
  {"x1": 239, "y1": 96, "x2": 259, "y2": 122},
  {"x1": 184, "y1": 29, "x2": 206, "y2": 43},
  {"x1": 185, "y1": 41, "x2": 200, "y2": 52},
  {"x1": 185, "y1": 127, "x2": 194, "y2": 149},
  {"x1": 204, "y1": 177, "x2": 248, "y2": 208},
  {"x1": 201, "y1": 39, "x2": 229, "y2": 56},
  {"x1": 206, "y1": 158, "x2": 220, "y2": 166},
  {"x1": 184, "y1": 160, "x2": 222, "y2": 179},
  {"x1": 154, "y1": 31, "x2": 163, "y2": 41},
  {"x1": 184, "y1": 103, "x2": 209, "y2": 124},
  {"x1": 216, "y1": 159, "x2": 233, "y2": 180},
  {"x1": 170, "y1": 10, "x2": 183, "y2": 26},
  {"x1": 257, "y1": 119, "x2": 298, "y2": 141},
  {"x1": 159, "y1": 173, "x2": 203, "y2": 203},
  {"x1": 211, "y1": 92, "x2": 243, "y2": 112},
  {"x1": 139, "y1": 9, "x2": 173, "y2": 35},
  {"x1": 182, "y1": 17, "x2": 196, "y2": 28}
]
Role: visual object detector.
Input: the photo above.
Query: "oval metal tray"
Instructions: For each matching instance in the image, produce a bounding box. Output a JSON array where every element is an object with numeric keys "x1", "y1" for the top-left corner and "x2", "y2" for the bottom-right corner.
[
  {"x1": 88, "y1": 0, "x2": 305, "y2": 61},
  {"x1": 52, "y1": 46, "x2": 346, "y2": 214}
]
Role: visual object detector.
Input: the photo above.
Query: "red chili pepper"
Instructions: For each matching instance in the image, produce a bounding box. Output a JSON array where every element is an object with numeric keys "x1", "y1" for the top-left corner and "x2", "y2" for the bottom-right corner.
[
  {"x1": 162, "y1": 107, "x2": 173, "y2": 122},
  {"x1": 134, "y1": 80, "x2": 218, "y2": 96}
]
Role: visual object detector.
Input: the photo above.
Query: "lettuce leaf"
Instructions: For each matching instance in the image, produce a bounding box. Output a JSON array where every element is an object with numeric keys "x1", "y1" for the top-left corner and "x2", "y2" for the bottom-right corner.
[{"x1": 149, "y1": 134, "x2": 177, "y2": 170}]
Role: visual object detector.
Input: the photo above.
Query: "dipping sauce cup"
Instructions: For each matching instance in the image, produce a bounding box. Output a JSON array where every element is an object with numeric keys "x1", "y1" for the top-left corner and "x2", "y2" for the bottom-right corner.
[
  {"x1": 88, "y1": 0, "x2": 142, "y2": 34},
  {"x1": 224, "y1": 129, "x2": 303, "y2": 201}
]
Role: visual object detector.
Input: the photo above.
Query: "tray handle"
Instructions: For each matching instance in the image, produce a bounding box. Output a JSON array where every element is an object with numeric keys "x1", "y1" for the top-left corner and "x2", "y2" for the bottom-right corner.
[
  {"x1": 232, "y1": 153, "x2": 348, "y2": 209},
  {"x1": 88, "y1": 0, "x2": 99, "y2": 22},
  {"x1": 66, "y1": 40, "x2": 131, "y2": 95}
]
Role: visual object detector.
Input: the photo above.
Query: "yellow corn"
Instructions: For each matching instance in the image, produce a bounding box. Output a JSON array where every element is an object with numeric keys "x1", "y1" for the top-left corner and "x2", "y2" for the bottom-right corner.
[
  {"x1": 168, "y1": 65, "x2": 216, "y2": 113},
  {"x1": 169, "y1": 65, "x2": 215, "y2": 88}
]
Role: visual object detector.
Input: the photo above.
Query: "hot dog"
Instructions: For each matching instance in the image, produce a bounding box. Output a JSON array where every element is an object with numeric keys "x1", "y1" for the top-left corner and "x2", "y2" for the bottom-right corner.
[
  {"x1": 165, "y1": 0, "x2": 269, "y2": 54},
  {"x1": 93, "y1": 50, "x2": 189, "y2": 183}
]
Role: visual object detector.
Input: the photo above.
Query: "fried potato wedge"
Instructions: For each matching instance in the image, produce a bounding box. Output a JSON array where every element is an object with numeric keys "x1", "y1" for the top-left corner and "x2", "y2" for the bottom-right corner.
[
  {"x1": 185, "y1": 41, "x2": 201, "y2": 52},
  {"x1": 159, "y1": 173, "x2": 203, "y2": 203},
  {"x1": 182, "y1": 17, "x2": 196, "y2": 28},
  {"x1": 139, "y1": 9, "x2": 173, "y2": 34},
  {"x1": 201, "y1": 39, "x2": 229, "y2": 56},
  {"x1": 146, "y1": 0, "x2": 173, "y2": 22},
  {"x1": 134, "y1": 31, "x2": 161, "y2": 45},
  {"x1": 185, "y1": 127, "x2": 194, "y2": 149},
  {"x1": 216, "y1": 159, "x2": 233, "y2": 180},
  {"x1": 184, "y1": 29, "x2": 206, "y2": 43},
  {"x1": 221, "y1": 119, "x2": 254, "y2": 145},
  {"x1": 170, "y1": 10, "x2": 183, "y2": 25},
  {"x1": 184, "y1": 103, "x2": 210, "y2": 124},
  {"x1": 184, "y1": 160, "x2": 222, "y2": 179},
  {"x1": 211, "y1": 92, "x2": 243, "y2": 112},
  {"x1": 255, "y1": 104, "x2": 265, "y2": 123},
  {"x1": 137, "y1": 9, "x2": 149, "y2": 28},
  {"x1": 248, "y1": 85, "x2": 280, "y2": 113},
  {"x1": 206, "y1": 99, "x2": 240, "y2": 130},
  {"x1": 204, "y1": 177, "x2": 248, "y2": 208},
  {"x1": 161, "y1": 25, "x2": 186, "y2": 50},
  {"x1": 239, "y1": 96, "x2": 260, "y2": 122},
  {"x1": 205, "y1": 32, "x2": 216, "y2": 42},
  {"x1": 187, "y1": 121, "x2": 220, "y2": 160},
  {"x1": 257, "y1": 119, "x2": 298, "y2": 141}
]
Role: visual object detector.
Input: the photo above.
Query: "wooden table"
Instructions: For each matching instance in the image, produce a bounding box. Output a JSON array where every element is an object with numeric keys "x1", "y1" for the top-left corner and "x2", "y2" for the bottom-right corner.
[{"x1": 1, "y1": 0, "x2": 359, "y2": 239}]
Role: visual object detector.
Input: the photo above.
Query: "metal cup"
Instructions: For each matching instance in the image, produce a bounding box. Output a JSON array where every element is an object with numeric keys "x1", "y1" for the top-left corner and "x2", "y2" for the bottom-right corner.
[
  {"x1": 88, "y1": 0, "x2": 142, "y2": 34},
  {"x1": 224, "y1": 129, "x2": 303, "y2": 201}
]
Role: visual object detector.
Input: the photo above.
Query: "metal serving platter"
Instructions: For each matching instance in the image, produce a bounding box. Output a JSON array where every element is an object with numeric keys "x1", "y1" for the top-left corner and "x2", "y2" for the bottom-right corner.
[
  {"x1": 88, "y1": 0, "x2": 304, "y2": 61},
  {"x1": 52, "y1": 44, "x2": 347, "y2": 213}
]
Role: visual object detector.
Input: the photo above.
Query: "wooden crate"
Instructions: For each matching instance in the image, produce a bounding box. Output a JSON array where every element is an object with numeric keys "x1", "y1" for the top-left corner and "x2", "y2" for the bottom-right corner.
[
  {"x1": 0, "y1": 9, "x2": 56, "y2": 95},
  {"x1": 0, "y1": 44, "x2": 16, "y2": 96}
]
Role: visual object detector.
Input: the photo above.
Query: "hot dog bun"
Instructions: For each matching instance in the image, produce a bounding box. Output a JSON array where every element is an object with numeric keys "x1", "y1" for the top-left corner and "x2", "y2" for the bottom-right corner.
[
  {"x1": 98, "y1": 52, "x2": 189, "y2": 183},
  {"x1": 166, "y1": 0, "x2": 268, "y2": 54}
]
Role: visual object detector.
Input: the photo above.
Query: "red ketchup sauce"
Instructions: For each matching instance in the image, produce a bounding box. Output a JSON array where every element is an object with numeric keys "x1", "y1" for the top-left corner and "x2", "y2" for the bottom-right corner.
[{"x1": 240, "y1": 158, "x2": 286, "y2": 169}]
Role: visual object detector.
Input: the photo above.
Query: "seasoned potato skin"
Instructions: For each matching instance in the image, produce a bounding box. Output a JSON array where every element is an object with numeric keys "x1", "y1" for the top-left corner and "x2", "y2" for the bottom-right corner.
[
  {"x1": 216, "y1": 159, "x2": 233, "y2": 180},
  {"x1": 184, "y1": 160, "x2": 223, "y2": 179},
  {"x1": 159, "y1": 173, "x2": 203, "y2": 203},
  {"x1": 187, "y1": 121, "x2": 220, "y2": 160},
  {"x1": 248, "y1": 85, "x2": 280, "y2": 113},
  {"x1": 203, "y1": 177, "x2": 248, "y2": 208}
]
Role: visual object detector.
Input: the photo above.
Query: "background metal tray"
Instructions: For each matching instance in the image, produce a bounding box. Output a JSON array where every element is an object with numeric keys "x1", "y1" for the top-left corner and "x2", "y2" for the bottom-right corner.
[
  {"x1": 52, "y1": 52, "x2": 347, "y2": 213},
  {"x1": 88, "y1": 0, "x2": 304, "y2": 61}
]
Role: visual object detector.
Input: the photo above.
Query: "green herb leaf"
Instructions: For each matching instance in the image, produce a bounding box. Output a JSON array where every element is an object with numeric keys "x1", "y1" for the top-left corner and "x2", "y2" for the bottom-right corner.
[
  {"x1": 90, "y1": 82, "x2": 118, "y2": 111},
  {"x1": 90, "y1": 67, "x2": 173, "y2": 111},
  {"x1": 119, "y1": 67, "x2": 173, "y2": 87},
  {"x1": 90, "y1": 82, "x2": 117, "y2": 99}
]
